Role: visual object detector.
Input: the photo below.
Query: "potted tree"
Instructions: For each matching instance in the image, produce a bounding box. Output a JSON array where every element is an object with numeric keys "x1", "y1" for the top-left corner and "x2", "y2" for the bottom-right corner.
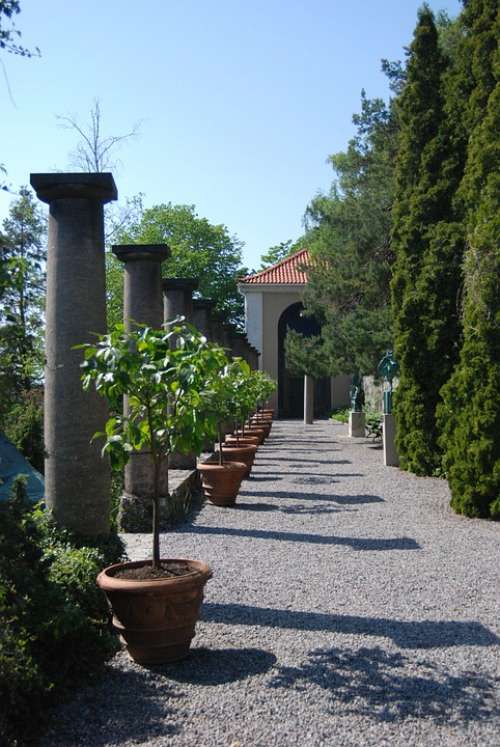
[
  {"x1": 79, "y1": 321, "x2": 223, "y2": 664},
  {"x1": 198, "y1": 359, "x2": 253, "y2": 505},
  {"x1": 250, "y1": 371, "x2": 276, "y2": 434}
]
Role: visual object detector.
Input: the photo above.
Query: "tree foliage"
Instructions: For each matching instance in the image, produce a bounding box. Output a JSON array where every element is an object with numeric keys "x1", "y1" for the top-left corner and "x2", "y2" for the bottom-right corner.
[
  {"x1": 284, "y1": 329, "x2": 330, "y2": 378},
  {"x1": 259, "y1": 239, "x2": 295, "y2": 269},
  {"x1": 302, "y1": 86, "x2": 397, "y2": 375},
  {"x1": 0, "y1": 187, "x2": 46, "y2": 421},
  {"x1": 0, "y1": 0, "x2": 38, "y2": 57},
  {"x1": 438, "y1": 0, "x2": 500, "y2": 518},
  {"x1": 110, "y1": 198, "x2": 247, "y2": 325}
]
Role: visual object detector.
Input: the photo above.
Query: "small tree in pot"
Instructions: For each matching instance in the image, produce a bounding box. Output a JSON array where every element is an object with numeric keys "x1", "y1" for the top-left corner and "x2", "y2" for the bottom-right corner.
[
  {"x1": 198, "y1": 358, "x2": 253, "y2": 505},
  {"x1": 78, "y1": 320, "x2": 223, "y2": 664}
]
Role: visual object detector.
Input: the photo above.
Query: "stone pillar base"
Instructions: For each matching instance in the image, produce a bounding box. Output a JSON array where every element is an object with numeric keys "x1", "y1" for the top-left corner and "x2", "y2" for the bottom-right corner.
[
  {"x1": 168, "y1": 452, "x2": 196, "y2": 469},
  {"x1": 383, "y1": 414, "x2": 399, "y2": 467},
  {"x1": 349, "y1": 411, "x2": 365, "y2": 437},
  {"x1": 118, "y1": 469, "x2": 200, "y2": 532}
]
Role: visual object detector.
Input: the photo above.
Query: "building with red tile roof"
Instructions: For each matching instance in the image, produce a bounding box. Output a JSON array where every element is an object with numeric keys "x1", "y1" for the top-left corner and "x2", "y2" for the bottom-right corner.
[{"x1": 238, "y1": 248, "x2": 350, "y2": 417}]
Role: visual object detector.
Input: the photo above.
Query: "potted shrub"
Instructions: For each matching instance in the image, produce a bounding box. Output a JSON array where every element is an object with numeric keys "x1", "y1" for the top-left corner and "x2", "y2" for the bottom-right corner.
[
  {"x1": 79, "y1": 321, "x2": 223, "y2": 664},
  {"x1": 198, "y1": 359, "x2": 253, "y2": 505}
]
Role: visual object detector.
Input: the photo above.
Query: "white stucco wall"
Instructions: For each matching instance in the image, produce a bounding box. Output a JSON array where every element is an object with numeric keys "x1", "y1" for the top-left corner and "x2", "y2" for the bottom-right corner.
[{"x1": 244, "y1": 291, "x2": 263, "y2": 368}]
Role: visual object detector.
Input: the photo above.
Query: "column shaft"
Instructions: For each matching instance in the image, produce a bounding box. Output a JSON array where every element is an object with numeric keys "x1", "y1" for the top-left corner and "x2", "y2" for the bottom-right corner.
[{"x1": 31, "y1": 173, "x2": 117, "y2": 535}]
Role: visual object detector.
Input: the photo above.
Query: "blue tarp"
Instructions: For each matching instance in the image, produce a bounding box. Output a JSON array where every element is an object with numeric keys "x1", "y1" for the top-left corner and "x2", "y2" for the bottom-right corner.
[{"x1": 0, "y1": 432, "x2": 44, "y2": 503}]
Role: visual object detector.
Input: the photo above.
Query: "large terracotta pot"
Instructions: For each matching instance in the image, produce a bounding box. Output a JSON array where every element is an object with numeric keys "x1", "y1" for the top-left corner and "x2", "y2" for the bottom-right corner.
[
  {"x1": 260, "y1": 409, "x2": 274, "y2": 419},
  {"x1": 225, "y1": 434, "x2": 260, "y2": 447},
  {"x1": 250, "y1": 418, "x2": 272, "y2": 436},
  {"x1": 97, "y1": 558, "x2": 212, "y2": 665},
  {"x1": 198, "y1": 461, "x2": 247, "y2": 506},
  {"x1": 234, "y1": 427, "x2": 266, "y2": 444},
  {"x1": 220, "y1": 444, "x2": 257, "y2": 477}
]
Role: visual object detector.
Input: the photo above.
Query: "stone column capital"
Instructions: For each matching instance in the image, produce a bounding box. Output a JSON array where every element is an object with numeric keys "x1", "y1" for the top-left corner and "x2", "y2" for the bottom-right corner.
[
  {"x1": 162, "y1": 278, "x2": 199, "y2": 293},
  {"x1": 193, "y1": 298, "x2": 216, "y2": 311},
  {"x1": 112, "y1": 244, "x2": 170, "y2": 263},
  {"x1": 30, "y1": 172, "x2": 117, "y2": 204}
]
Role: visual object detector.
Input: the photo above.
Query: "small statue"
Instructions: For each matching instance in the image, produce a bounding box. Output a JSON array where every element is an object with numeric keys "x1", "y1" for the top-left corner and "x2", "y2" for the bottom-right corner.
[
  {"x1": 377, "y1": 351, "x2": 399, "y2": 414},
  {"x1": 349, "y1": 372, "x2": 365, "y2": 413}
]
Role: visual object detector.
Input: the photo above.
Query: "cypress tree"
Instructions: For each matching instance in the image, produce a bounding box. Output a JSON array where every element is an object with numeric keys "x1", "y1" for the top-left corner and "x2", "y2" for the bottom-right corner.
[
  {"x1": 390, "y1": 6, "x2": 466, "y2": 475},
  {"x1": 438, "y1": 0, "x2": 500, "y2": 518}
]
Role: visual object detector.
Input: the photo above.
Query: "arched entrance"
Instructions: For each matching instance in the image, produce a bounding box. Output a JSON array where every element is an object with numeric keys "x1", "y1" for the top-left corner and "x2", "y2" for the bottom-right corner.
[{"x1": 277, "y1": 302, "x2": 331, "y2": 418}]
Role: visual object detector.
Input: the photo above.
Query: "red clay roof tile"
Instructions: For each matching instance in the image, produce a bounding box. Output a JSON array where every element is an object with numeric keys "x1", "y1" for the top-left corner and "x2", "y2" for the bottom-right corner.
[{"x1": 240, "y1": 248, "x2": 310, "y2": 285}]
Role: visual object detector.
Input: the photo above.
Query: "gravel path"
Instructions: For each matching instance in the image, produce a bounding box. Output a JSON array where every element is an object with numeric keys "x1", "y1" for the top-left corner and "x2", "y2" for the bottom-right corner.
[{"x1": 43, "y1": 420, "x2": 500, "y2": 746}]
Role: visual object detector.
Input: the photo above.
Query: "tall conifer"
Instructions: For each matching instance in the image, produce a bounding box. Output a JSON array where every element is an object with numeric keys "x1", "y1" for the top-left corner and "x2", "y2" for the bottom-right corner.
[
  {"x1": 390, "y1": 6, "x2": 466, "y2": 474},
  {"x1": 438, "y1": 0, "x2": 500, "y2": 518}
]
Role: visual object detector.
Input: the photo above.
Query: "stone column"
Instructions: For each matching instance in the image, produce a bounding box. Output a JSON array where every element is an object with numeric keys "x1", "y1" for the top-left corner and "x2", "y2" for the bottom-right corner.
[
  {"x1": 163, "y1": 278, "x2": 198, "y2": 325},
  {"x1": 304, "y1": 374, "x2": 314, "y2": 425},
  {"x1": 223, "y1": 323, "x2": 236, "y2": 355},
  {"x1": 30, "y1": 172, "x2": 117, "y2": 536},
  {"x1": 192, "y1": 298, "x2": 216, "y2": 339},
  {"x1": 209, "y1": 310, "x2": 226, "y2": 347},
  {"x1": 383, "y1": 414, "x2": 399, "y2": 467},
  {"x1": 248, "y1": 345, "x2": 260, "y2": 371},
  {"x1": 231, "y1": 332, "x2": 250, "y2": 362},
  {"x1": 113, "y1": 244, "x2": 169, "y2": 330},
  {"x1": 163, "y1": 278, "x2": 198, "y2": 469},
  {"x1": 112, "y1": 244, "x2": 170, "y2": 530}
]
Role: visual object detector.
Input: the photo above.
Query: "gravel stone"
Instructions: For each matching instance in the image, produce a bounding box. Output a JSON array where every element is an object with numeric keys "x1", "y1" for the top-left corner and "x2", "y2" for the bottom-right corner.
[{"x1": 42, "y1": 420, "x2": 500, "y2": 746}]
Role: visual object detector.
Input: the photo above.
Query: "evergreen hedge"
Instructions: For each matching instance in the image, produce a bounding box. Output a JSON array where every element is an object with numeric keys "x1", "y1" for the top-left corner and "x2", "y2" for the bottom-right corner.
[
  {"x1": 438, "y1": 0, "x2": 500, "y2": 518},
  {"x1": 391, "y1": 7, "x2": 466, "y2": 475}
]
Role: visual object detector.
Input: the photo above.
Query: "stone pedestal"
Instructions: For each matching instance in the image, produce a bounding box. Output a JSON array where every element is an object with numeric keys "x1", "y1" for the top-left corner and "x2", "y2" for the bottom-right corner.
[
  {"x1": 31, "y1": 172, "x2": 117, "y2": 536},
  {"x1": 163, "y1": 278, "x2": 198, "y2": 469},
  {"x1": 383, "y1": 414, "x2": 399, "y2": 467},
  {"x1": 348, "y1": 411, "x2": 365, "y2": 437},
  {"x1": 304, "y1": 374, "x2": 314, "y2": 425},
  {"x1": 112, "y1": 244, "x2": 170, "y2": 529}
]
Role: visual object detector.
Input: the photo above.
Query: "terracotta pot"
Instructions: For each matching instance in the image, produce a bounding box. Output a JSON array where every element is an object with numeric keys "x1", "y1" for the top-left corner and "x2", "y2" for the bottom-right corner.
[
  {"x1": 220, "y1": 444, "x2": 257, "y2": 477},
  {"x1": 234, "y1": 427, "x2": 266, "y2": 444},
  {"x1": 198, "y1": 461, "x2": 247, "y2": 506},
  {"x1": 97, "y1": 558, "x2": 212, "y2": 665},
  {"x1": 225, "y1": 434, "x2": 260, "y2": 447},
  {"x1": 250, "y1": 418, "x2": 272, "y2": 436},
  {"x1": 260, "y1": 409, "x2": 274, "y2": 419}
]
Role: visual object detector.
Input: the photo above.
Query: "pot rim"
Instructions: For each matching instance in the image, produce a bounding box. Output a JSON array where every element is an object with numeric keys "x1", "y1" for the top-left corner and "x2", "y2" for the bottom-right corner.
[
  {"x1": 198, "y1": 460, "x2": 247, "y2": 472},
  {"x1": 97, "y1": 557, "x2": 213, "y2": 592}
]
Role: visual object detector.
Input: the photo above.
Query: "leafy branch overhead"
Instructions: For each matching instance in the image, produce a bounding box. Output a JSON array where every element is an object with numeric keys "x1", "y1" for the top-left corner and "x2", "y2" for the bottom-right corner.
[{"x1": 0, "y1": 0, "x2": 39, "y2": 57}]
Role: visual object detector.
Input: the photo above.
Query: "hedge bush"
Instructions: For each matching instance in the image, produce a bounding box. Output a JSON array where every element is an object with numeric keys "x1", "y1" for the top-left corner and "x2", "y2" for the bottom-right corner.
[{"x1": 0, "y1": 477, "x2": 125, "y2": 746}]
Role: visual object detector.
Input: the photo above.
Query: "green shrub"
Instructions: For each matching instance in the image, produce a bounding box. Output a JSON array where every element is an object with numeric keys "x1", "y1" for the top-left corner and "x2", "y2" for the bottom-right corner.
[
  {"x1": 3, "y1": 390, "x2": 45, "y2": 473},
  {"x1": 330, "y1": 408, "x2": 349, "y2": 423},
  {"x1": 0, "y1": 477, "x2": 125, "y2": 746},
  {"x1": 365, "y1": 411, "x2": 383, "y2": 440}
]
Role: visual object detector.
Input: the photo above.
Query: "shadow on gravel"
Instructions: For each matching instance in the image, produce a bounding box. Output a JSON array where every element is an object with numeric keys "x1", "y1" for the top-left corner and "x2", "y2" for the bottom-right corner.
[
  {"x1": 190, "y1": 525, "x2": 417, "y2": 550},
  {"x1": 155, "y1": 647, "x2": 277, "y2": 685},
  {"x1": 239, "y1": 489, "x2": 384, "y2": 505},
  {"x1": 268, "y1": 646, "x2": 500, "y2": 724},
  {"x1": 42, "y1": 666, "x2": 182, "y2": 746},
  {"x1": 203, "y1": 604, "x2": 500, "y2": 649},
  {"x1": 261, "y1": 472, "x2": 364, "y2": 478},
  {"x1": 248, "y1": 475, "x2": 283, "y2": 482},
  {"x1": 256, "y1": 458, "x2": 352, "y2": 465},
  {"x1": 234, "y1": 502, "x2": 355, "y2": 516}
]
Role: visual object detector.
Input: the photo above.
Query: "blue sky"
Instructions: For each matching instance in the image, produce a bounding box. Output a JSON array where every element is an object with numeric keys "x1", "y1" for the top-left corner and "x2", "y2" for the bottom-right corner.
[{"x1": 1, "y1": 0, "x2": 462, "y2": 270}]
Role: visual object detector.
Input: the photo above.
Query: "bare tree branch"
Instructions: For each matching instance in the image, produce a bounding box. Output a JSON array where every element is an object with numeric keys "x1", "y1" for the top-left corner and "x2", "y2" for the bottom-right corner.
[{"x1": 56, "y1": 98, "x2": 141, "y2": 172}]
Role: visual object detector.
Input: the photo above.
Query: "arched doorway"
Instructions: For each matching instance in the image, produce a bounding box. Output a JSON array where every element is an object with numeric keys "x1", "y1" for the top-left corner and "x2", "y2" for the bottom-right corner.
[{"x1": 277, "y1": 303, "x2": 331, "y2": 418}]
